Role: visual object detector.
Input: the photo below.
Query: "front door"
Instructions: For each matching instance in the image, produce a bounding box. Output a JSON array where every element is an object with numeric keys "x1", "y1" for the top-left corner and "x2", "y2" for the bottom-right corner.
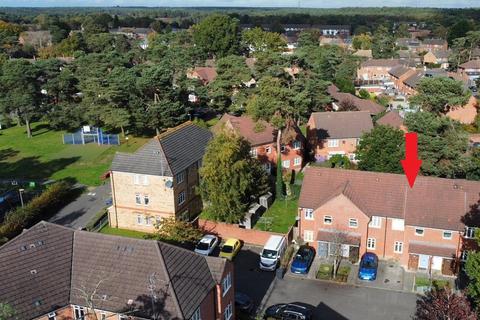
[
  {"x1": 318, "y1": 241, "x2": 328, "y2": 257},
  {"x1": 419, "y1": 254, "x2": 430, "y2": 270},
  {"x1": 341, "y1": 244, "x2": 350, "y2": 258},
  {"x1": 432, "y1": 256, "x2": 443, "y2": 271}
]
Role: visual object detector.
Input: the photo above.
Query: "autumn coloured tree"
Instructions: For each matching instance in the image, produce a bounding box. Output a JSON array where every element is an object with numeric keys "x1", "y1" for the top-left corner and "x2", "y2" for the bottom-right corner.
[{"x1": 414, "y1": 286, "x2": 476, "y2": 320}]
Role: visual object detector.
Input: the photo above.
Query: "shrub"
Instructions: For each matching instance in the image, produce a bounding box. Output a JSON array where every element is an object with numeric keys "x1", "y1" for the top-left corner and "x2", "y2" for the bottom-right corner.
[
  {"x1": 0, "y1": 181, "x2": 74, "y2": 240},
  {"x1": 281, "y1": 245, "x2": 295, "y2": 268},
  {"x1": 85, "y1": 209, "x2": 108, "y2": 231},
  {"x1": 317, "y1": 264, "x2": 333, "y2": 280},
  {"x1": 336, "y1": 266, "x2": 351, "y2": 282}
]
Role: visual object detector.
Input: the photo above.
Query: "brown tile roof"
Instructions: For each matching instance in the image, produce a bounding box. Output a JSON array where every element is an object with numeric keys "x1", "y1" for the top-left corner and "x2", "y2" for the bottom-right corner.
[
  {"x1": 422, "y1": 38, "x2": 447, "y2": 46},
  {"x1": 376, "y1": 110, "x2": 405, "y2": 129},
  {"x1": 0, "y1": 222, "x2": 226, "y2": 320},
  {"x1": 328, "y1": 85, "x2": 384, "y2": 115},
  {"x1": 309, "y1": 111, "x2": 373, "y2": 139},
  {"x1": 299, "y1": 167, "x2": 480, "y2": 231},
  {"x1": 214, "y1": 114, "x2": 276, "y2": 146},
  {"x1": 353, "y1": 50, "x2": 373, "y2": 58},
  {"x1": 193, "y1": 67, "x2": 217, "y2": 84},
  {"x1": 408, "y1": 241, "x2": 457, "y2": 258},
  {"x1": 360, "y1": 59, "x2": 403, "y2": 68},
  {"x1": 460, "y1": 60, "x2": 480, "y2": 69},
  {"x1": 388, "y1": 66, "x2": 413, "y2": 78}
]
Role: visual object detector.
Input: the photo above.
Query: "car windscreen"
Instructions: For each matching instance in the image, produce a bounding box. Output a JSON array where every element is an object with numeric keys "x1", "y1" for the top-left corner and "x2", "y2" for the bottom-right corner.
[
  {"x1": 361, "y1": 259, "x2": 377, "y2": 268},
  {"x1": 196, "y1": 242, "x2": 209, "y2": 250},
  {"x1": 222, "y1": 245, "x2": 233, "y2": 253},
  {"x1": 262, "y1": 249, "x2": 277, "y2": 259},
  {"x1": 295, "y1": 252, "x2": 308, "y2": 261}
]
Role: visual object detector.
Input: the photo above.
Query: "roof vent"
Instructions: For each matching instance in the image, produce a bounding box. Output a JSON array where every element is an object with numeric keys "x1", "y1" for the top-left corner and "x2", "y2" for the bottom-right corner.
[
  {"x1": 29, "y1": 243, "x2": 36, "y2": 249},
  {"x1": 37, "y1": 240, "x2": 45, "y2": 246},
  {"x1": 34, "y1": 300, "x2": 42, "y2": 307},
  {"x1": 375, "y1": 177, "x2": 380, "y2": 182},
  {"x1": 30, "y1": 269, "x2": 37, "y2": 275},
  {"x1": 102, "y1": 294, "x2": 108, "y2": 300},
  {"x1": 20, "y1": 245, "x2": 28, "y2": 251}
]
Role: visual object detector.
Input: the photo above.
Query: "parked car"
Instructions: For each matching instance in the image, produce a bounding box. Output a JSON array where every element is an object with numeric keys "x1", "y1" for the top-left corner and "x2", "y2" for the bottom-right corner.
[
  {"x1": 194, "y1": 234, "x2": 219, "y2": 256},
  {"x1": 264, "y1": 303, "x2": 313, "y2": 320},
  {"x1": 290, "y1": 245, "x2": 315, "y2": 274},
  {"x1": 219, "y1": 238, "x2": 241, "y2": 260},
  {"x1": 235, "y1": 292, "x2": 255, "y2": 314},
  {"x1": 358, "y1": 252, "x2": 378, "y2": 281},
  {"x1": 259, "y1": 235, "x2": 286, "y2": 271}
]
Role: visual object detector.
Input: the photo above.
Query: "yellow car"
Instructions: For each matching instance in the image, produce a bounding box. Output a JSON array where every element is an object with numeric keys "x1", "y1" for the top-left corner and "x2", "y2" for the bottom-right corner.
[{"x1": 219, "y1": 238, "x2": 242, "y2": 260}]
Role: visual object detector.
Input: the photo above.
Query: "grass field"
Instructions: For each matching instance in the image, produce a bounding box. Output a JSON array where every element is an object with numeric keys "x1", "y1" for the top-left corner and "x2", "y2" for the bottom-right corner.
[
  {"x1": 0, "y1": 123, "x2": 149, "y2": 186},
  {"x1": 99, "y1": 225, "x2": 152, "y2": 239}
]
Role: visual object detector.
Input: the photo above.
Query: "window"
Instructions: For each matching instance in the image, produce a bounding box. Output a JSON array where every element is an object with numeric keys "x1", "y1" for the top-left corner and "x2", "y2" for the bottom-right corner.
[
  {"x1": 145, "y1": 216, "x2": 152, "y2": 226},
  {"x1": 356, "y1": 138, "x2": 361, "y2": 146},
  {"x1": 265, "y1": 146, "x2": 272, "y2": 154},
  {"x1": 135, "y1": 194, "x2": 141, "y2": 205},
  {"x1": 304, "y1": 230, "x2": 314, "y2": 242},
  {"x1": 367, "y1": 238, "x2": 376, "y2": 250},
  {"x1": 369, "y1": 216, "x2": 381, "y2": 228},
  {"x1": 263, "y1": 162, "x2": 271, "y2": 173},
  {"x1": 224, "y1": 303, "x2": 233, "y2": 320},
  {"x1": 137, "y1": 214, "x2": 143, "y2": 225},
  {"x1": 327, "y1": 139, "x2": 339, "y2": 148},
  {"x1": 143, "y1": 175, "x2": 149, "y2": 185},
  {"x1": 178, "y1": 191, "x2": 186, "y2": 205},
  {"x1": 391, "y1": 219, "x2": 405, "y2": 231},
  {"x1": 118, "y1": 315, "x2": 128, "y2": 320},
  {"x1": 415, "y1": 228, "x2": 425, "y2": 236},
  {"x1": 324, "y1": 215, "x2": 333, "y2": 225},
  {"x1": 293, "y1": 140, "x2": 301, "y2": 150},
  {"x1": 100, "y1": 314, "x2": 106, "y2": 320},
  {"x1": 156, "y1": 216, "x2": 162, "y2": 225},
  {"x1": 282, "y1": 160, "x2": 290, "y2": 168},
  {"x1": 305, "y1": 209, "x2": 314, "y2": 220},
  {"x1": 192, "y1": 308, "x2": 201, "y2": 320},
  {"x1": 349, "y1": 218, "x2": 358, "y2": 228},
  {"x1": 461, "y1": 250, "x2": 469, "y2": 262},
  {"x1": 48, "y1": 312, "x2": 56, "y2": 320},
  {"x1": 73, "y1": 306, "x2": 85, "y2": 320},
  {"x1": 443, "y1": 231, "x2": 453, "y2": 240},
  {"x1": 144, "y1": 195, "x2": 150, "y2": 206},
  {"x1": 250, "y1": 148, "x2": 258, "y2": 157},
  {"x1": 222, "y1": 272, "x2": 232, "y2": 296},
  {"x1": 134, "y1": 174, "x2": 140, "y2": 185},
  {"x1": 280, "y1": 145, "x2": 286, "y2": 152},
  {"x1": 394, "y1": 241, "x2": 403, "y2": 253},
  {"x1": 176, "y1": 171, "x2": 185, "y2": 184},
  {"x1": 294, "y1": 157, "x2": 302, "y2": 166},
  {"x1": 465, "y1": 227, "x2": 476, "y2": 239}
]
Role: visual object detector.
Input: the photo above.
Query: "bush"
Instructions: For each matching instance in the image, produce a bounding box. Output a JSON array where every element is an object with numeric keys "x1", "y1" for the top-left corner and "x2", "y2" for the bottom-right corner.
[
  {"x1": 0, "y1": 181, "x2": 75, "y2": 240},
  {"x1": 317, "y1": 264, "x2": 333, "y2": 280},
  {"x1": 281, "y1": 245, "x2": 295, "y2": 268},
  {"x1": 336, "y1": 266, "x2": 351, "y2": 282}
]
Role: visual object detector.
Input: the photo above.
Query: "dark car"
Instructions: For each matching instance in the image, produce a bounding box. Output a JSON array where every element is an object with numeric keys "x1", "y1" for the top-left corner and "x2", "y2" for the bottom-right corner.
[
  {"x1": 235, "y1": 292, "x2": 255, "y2": 314},
  {"x1": 358, "y1": 252, "x2": 378, "y2": 281},
  {"x1": 290, "y1": 245, "x2": 315, "y2": 274},
  {"x1": 264, "y1": 303, "x2": 313, "y2": 320}
]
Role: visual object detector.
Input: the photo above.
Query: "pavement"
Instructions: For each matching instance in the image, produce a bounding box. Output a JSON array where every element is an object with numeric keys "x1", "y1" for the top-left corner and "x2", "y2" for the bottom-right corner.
[
  {"x1": 348, "y1": 260, "x2": 410, "y2": 292},
  {"x1": 262, "y1": 275, "x2": 418, "y2": 320},
  {"x1": 48, "y1": 182, "x2": 111, "y2": 229}
]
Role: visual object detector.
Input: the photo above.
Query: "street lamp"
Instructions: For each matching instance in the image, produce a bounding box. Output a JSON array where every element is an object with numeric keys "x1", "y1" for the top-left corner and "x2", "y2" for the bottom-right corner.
[{"x1": 18, "y1": 188, "x2": 25, "y2": 208}]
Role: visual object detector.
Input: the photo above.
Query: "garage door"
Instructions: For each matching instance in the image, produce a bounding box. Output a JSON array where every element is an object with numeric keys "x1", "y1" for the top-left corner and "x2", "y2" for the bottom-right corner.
[{"x1": 318, "y1": 241, "x2": 328, "y2": 257}]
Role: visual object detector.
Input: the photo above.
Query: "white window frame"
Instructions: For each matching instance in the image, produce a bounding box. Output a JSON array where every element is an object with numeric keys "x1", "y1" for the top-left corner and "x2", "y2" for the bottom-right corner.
[
  {"x1": 349, "y1": 218, "x2": 358, "y2": 228},
  {"x1": 178, "y1": 191, "x2": 186, "y2": 205},
  {"x1": 133, "y1": 174, "x2": 140, "y2": 185},
  {"x1": 304, "y1": 209, "x2": 314, "y2": 220},
  {"x1": 282, "y1": 160, "x2": 290, "y2": 168},
  {"x1": 100, "y1": 313, "x2": 106, "y2": 320},
  {"x1": 369, "y1": 216, "x2": 381, "y2": 228},
  {"x1": 293, "y1": 140, "x2": 301, "y2": 150},
  {"x1": 443, "y1": 230, "x2": 453, "y2": 240},
  {"x1": 324, "y1": 215, "x2": 333, "y2": 225},
  {"x1": 391, "y1": 218, "x2": 405, "y2": 231},
  {"x1": 222, "y1": 272, "x2": 232, "y2": 296},
  {"x1": 142, "y1": 175, "x2": 149, "y2": 186},
  {"x1": 461, "y1": 250, "x2": 468, "y2": 262},
  {"x1": 145, "y1": 216, "x2": 152, "y2": 226},
  {"x1": 224, "y1": 302, "x2": 233, "y2": 320},
  {"x1": 327, "y1": 139, "x2": 339, "y2": 148},
  {"x1": 465, "y1": 227, "x2": 476, "y2": 239},
  {"x1": 137, "y1": 214, "x2": 143, "y2": 225},
  {"x1": 265, "y1": 146, "x2": 272, "y2": 154},
  {"x1": 280, "y1": 145, "x2": 286, "y2": 152},
  {"x1": 192, "y1": 308, "x2": 201, "y2": 320},
  {"x1": 367, "y1": 238, "x2": 376, "y2": 250},
  {"x1": 144, "y1": 195, "x2": 150, "y2": 206},
  {"x1": 294, "y1": 157, "x2": 302, "y2": 166},
  {"x1": 394, "y1": 241, "x2": 403, "y2": 253},
  {"x1": 415, "y1": 227, "x2": 425, "y2": 237},
  {"x1": 250, "y1": 148, "x2": 258, "y2": 157},
  {"x1": 48, "y1": 312, "x2": 56, "y2": 320},
  {"x1": 304, "y1": 230, "x2": 314, "y2": 242},
  {"x1": 176, "y1": 171, "x2": 185, "y2": 184},
  {"x1": 73, "y1": 306, "x2": 85, "y2": 320},
  {"x1": 135, "y1": 193, "x2": 141, "y2": 205}
]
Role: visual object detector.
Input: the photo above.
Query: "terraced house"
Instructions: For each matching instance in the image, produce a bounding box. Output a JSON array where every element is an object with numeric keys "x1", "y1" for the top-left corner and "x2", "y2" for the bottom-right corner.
[
  {"x1": 109, "y1": 122, "x2": 212, "y2": 232},
  {"x1": 0, "y1": 222, "x2": 235, "y2": 320},
  {"x1": 298, "y1": 167, "x2": 480, "y2": 276}
]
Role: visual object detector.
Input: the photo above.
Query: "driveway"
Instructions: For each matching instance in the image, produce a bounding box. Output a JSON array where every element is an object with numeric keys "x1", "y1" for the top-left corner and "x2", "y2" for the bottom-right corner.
[
  {"x1": 348, "y1": 260, "x2": 412, "y2": 292},
  {"x1": 262, "y1": 275, "x2": 418, "y2": 320},
  {"x1": 48, "y1": 182, "x2": 111, "y2": 229}
]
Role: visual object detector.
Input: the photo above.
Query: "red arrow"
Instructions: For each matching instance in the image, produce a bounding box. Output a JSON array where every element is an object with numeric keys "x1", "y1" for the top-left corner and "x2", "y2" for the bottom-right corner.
[{"x1": 400, "y1": 132, "x2": 422, "y2": 188}]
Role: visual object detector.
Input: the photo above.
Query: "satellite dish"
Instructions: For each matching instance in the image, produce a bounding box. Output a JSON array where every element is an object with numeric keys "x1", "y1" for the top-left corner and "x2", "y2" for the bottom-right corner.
[{"x1": 165, "y1": 180, "x2": 173, "y2": 189}]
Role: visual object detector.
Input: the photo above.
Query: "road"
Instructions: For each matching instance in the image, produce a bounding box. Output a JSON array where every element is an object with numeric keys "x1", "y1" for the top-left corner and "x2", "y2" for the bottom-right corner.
[{"x1": 48, "y1": 181, "x2": 111, "y2": 229}]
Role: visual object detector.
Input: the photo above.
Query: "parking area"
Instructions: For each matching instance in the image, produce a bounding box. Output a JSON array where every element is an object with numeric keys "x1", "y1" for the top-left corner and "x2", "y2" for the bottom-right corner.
[{"x1": 348, "y1": 260, "x2": 411, "y2": 292}]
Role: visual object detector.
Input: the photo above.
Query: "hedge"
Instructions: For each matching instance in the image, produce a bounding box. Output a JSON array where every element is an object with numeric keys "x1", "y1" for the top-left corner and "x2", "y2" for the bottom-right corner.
[{"x1": 0, "y1": 181, "x2": 75, "y2": 242}]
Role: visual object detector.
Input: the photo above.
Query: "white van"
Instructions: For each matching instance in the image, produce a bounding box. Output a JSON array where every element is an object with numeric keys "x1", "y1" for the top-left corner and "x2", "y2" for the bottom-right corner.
[{"x1": 259, "y1": 235, "x2": 287, "y2": 271}]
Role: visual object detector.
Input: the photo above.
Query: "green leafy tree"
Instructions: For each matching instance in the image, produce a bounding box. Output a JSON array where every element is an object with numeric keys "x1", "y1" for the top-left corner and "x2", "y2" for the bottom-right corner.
[
  {"x1": 242, "y1": 27, "x2": 286, "y2": 53},
  {"x1": 410, "y1": 77, "x2": 470, "y2": 114},
  {"x1": 0, "y1": 302, "x2": 15, "y2": 320},
  {"x1": 372, "y1": 25, "x2": 397, "y2": 59},
  {"x1": 352, "y1": 33, "x2": 372, "y2": 50},
  {"x1": 358, "y1": 89, "x2": 370, "y2": 99},
  {"x1": 82, "y1": 14, "x2": 111, "y2": 35},
  {"x1": 448, "y1": 19, "x2": 474, "y2": 44},
  {"x1": 327, "y1": 154, "x2": 353, "y2": 169},
  {"x1": 297, "y1": 29, "x2": 321, "y2": 47},
  {"x1": 465, "y1": 231, "x2": 480, "y2": 307},
  {"x1": 395, "y1": 24, "x2": 410, "y2": 38},
  {"x1": 199, "y1": 131, "x2": 269, "y2": 223},
  {"x1": 192, "y1": 14, "x2": 240, "y2": 58},
  {"x1": 357, "y1": 125, "x2": 405, "y2": 173},
  {"x1": 150, "y1": 216, "x2": 203, "y2": 244}
]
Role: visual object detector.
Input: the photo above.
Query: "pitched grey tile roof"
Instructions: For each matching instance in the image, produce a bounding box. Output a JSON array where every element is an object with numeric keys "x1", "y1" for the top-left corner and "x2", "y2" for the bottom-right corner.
[
  {"x1": 205, "y1": 256, "x2": 227, "y2": 283},
  {"x1": 0, "y1": 222, "x2": 226, "y2": 320},
  {"x1": 388, "y1": 66, "x2": 413, "y2": 78},
  {"x1": 111, "y1": 122, "x2": 212, "y2": 177},
  {"x1": 0, "y1": 222, "x2": 74, "y2": 320},
  {"x1": 310, "y1": 111, "x2": 373, "y2": 139}
]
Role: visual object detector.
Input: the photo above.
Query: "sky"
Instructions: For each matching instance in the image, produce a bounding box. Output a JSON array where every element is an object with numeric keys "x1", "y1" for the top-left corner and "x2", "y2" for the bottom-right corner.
[{"x1": 0, "y1": 0, "x2": 479, "y2": 8}]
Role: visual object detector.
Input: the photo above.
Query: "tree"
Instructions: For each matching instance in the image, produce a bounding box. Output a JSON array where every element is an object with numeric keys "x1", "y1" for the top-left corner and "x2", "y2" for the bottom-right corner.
[
  {"x1": 151, "y1": 216, "x2": 203, "y2": 244},
  {"x1": 199, "y1": 131, "x2": 269, "y2": 223},
  {"x1": 358, "y1": 88, "x2": 370, "y2": 99},
  {"x1": 352, "y1": 33, "x2": 372, "y2": 50},
  {"x1": 410, "y1": 77, "x2": 470, "y2": 114},
  {"x1": 297, "y1": 29, "x2": 321, "y2": 47},
  {"x1": 414, "y1": 286, "x2": 476, "y2": 320},
  {"x1": 327, "y1": 154, "x2": 353, "y2": 169},
  {"x1": 242, "y1": 27, "x2": 286, "y2": 53},
  {"x1": 465, "y1": 237, "x2": 480, "y2": 307},
  {"x1": 357, "y1": 125, "x2": 405, "y2": 173},
  {"x1": 372, "y1": 25, "x2": 397, "y2": 59},
  {"x1": 0, "y1": 302, "x2": 15, "y2": 320},
  {"x1": 395, "y1": 24, "x2": 410, "y2": 38},
  {"x1": 192, "y1": 14, "x2": 240, "y2": 58},
  {"x1": 448, "y1": 19, "x2": 474, "y2": 44}
]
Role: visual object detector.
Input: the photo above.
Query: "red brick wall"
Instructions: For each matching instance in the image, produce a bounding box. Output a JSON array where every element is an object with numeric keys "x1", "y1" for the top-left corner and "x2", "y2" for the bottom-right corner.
[
  {"x1": 199, "y1": 288, "x2": 216, "y2": 320},
  {"x1": 214, "y1": 261, "x2": 235, "y2": 320},
  {"x1": 253, "y1": 136, "x2": 304, "y2": 173},
  {"x1": 198, "y1": 219, "x2": 290, "y2": 246}
]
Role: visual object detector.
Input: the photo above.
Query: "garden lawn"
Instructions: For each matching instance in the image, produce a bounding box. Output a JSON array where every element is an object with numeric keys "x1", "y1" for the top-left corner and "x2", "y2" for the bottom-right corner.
[
  {"x1": 255, "y1": 184, "x2": 300, "y2": 233},
  {"x1": 0, "y1": 122, "x2": 149, "y2": 186},
  {"x1": 99, "y1": 225, "x2": 152, "y2": 239}
]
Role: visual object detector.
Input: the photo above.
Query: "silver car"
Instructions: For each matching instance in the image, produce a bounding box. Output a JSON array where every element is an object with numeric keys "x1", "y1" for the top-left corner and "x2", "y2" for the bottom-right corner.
[{"x1": 194, "y1": 235, "x2": 219, "y2": 256}]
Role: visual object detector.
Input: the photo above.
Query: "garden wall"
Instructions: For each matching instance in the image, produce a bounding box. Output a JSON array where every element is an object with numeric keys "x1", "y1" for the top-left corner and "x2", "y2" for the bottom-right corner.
[{"x1": 198, "y1": 219, "x2": 294, "y2": 246}]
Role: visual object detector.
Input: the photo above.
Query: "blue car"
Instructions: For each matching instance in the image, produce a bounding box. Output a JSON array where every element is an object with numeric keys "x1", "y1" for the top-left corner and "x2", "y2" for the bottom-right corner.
[
  {"x1": 290, "y1": 245, "x2": 315, "y2": 274},
  {"x1": 358, "y1": 252, "x2": 378, "y2": 281}
]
